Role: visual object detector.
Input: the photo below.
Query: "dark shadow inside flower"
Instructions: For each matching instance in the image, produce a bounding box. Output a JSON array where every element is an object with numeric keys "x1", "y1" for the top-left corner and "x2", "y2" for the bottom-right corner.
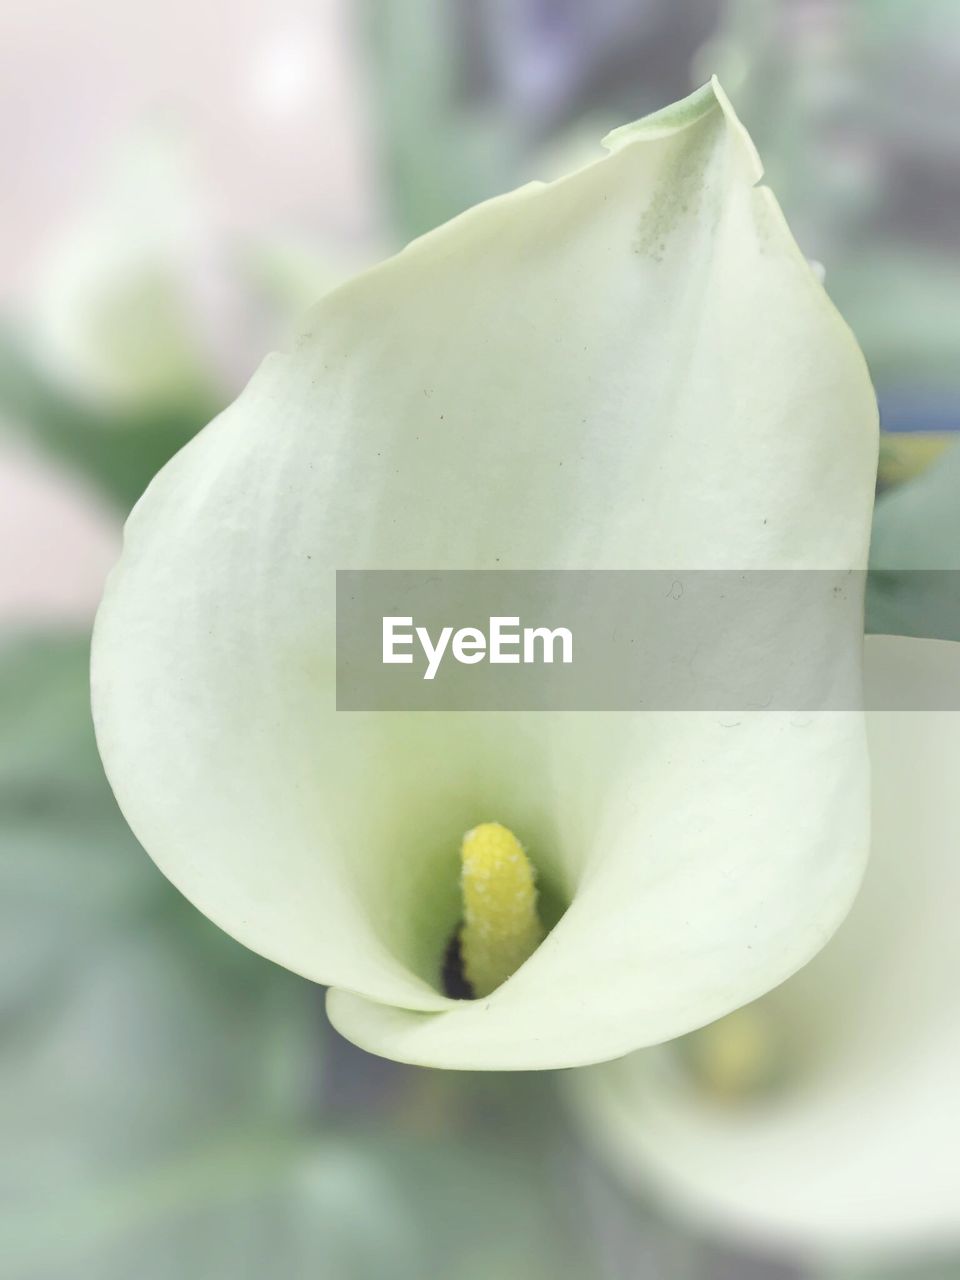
[{"x1": 441, "y1": 931, "x2": 474, "y2": 999}]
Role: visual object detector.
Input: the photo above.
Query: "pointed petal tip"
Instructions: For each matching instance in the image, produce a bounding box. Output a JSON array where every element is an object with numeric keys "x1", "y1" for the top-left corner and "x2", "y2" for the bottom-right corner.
[
  {"x1": 601, "y1": 77, "x2": 764, "y2": 186},
  {"x1": 601, "y1": 81, "x2": 721, "y2": 152}
]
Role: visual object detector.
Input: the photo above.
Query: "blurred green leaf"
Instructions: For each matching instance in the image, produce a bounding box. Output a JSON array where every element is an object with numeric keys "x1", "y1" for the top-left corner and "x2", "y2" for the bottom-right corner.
[
  {"x1": 7, "y1": 1125, "x2": 590, "y2": 1280},
  {"x1": 814, "y1": 1262, "x2": 960, "y2": 1280},
  {"x1": 867, "y1": 441, "x2": 960, "y2": 641},
  {"x1": 360, "y1": 0, "x2": 517, "y2": 242},
  {"x1": 831, "y1": 253, "x2": 960, "y2": 394},
  {"x1": 0, "y1": 328, "x2": 217, "y2": 511},
  {"x1": 0, "y1": 633, "x2": 152, "y2": 1011}
]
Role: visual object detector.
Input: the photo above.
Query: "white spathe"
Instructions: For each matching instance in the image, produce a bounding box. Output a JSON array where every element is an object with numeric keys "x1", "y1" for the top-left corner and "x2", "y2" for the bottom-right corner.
[
  {"x1": 91, "y1": 81, "x2": 878, "y2": 1071},
  {"x1": 568, "y1": 636, "x2": 960, "y2": 1259}
]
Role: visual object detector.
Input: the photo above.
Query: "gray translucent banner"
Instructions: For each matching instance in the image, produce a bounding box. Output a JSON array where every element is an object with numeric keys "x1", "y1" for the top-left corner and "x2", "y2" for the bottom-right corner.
[{"x1": 335, "y1": 571, "x2": 960, "y2": 711}]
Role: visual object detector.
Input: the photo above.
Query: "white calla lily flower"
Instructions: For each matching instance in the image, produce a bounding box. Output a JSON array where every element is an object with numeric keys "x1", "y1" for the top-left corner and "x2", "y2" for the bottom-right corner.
[
  {"x1": 568, "y1": 636, "x2": 960, "y2": 1260},
  {"x1": 91, "y1": 80, "x2": 877, "y2": 1072}
]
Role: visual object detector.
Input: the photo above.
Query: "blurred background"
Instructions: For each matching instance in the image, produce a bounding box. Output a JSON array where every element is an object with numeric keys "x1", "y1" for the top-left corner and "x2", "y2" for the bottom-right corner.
[{"x1": 2, "y1": 2, "x2": 958, "y2": 1276}]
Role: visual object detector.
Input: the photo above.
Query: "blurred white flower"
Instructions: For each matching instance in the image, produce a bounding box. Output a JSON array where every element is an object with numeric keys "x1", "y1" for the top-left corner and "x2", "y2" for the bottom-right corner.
[
  {"x1": 27, "y1": 131, "x2": 230, "y2": 416},
  {"x1": 25, "y1": 129, "x2": 378, "y2": 418},
  {"x1": 568, "y1": 635, "x2": 960, "y2": 1263}
]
